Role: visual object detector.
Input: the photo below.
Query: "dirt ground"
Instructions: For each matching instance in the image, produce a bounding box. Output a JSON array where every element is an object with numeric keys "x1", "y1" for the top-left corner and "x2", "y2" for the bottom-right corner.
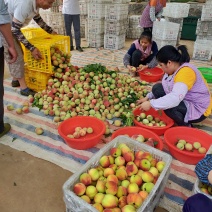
[{"x1": 0, "y1": 39, "x2": 195, "y2": 212}]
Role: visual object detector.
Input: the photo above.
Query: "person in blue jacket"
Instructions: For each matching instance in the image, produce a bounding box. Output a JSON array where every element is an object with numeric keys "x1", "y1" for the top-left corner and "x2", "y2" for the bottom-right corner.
[{"x1": 123, "y1": 31, "x2": 158, "y2": 76}]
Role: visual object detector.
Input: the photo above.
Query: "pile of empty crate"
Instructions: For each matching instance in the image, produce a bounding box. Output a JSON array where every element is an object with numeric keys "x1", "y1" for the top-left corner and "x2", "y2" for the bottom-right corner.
[
  {"x1": 126, "y1": 15, "x2": 143, "y2": 39},
  {"x1": 194, "y1": 0, "x2": 212, "y2": 61},
  {"x1": 152, "y1": 2, "x2": 190, "y2": 50},
  {"x1": 87, "y1": 0, "x2": 129, "y2": 50}
]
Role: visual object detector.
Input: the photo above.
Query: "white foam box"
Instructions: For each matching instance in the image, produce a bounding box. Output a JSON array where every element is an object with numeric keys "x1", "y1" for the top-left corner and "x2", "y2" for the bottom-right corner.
[
  {"x1": 152, "y1": 21, "x2": 180, "y2": 40},
  {"x1": 193, "y1": 145, "x2": 212, "y2": 201},
  {"x1": 153, "y1": 37, "x2": 177, "y2": 50},
  {"x1": 201, "y1": 5, "x2": 212, "y2": 21},
  {"x1": 162, "y1": 3, "x2": 190, "y2": 18},
  {"x1": 63, "y1": 136, "x2": 172, "y2": 212},
  {"x1": 193, "y1": 39, "x2": 212, "y2": 61},
  {"x1": 104, "y1": 19, "x2": 128, "y2": 36},
  {"x1": 87, "y1": 33, "x2": 104, "y2": 48},
  {"x1": 105, "y1": 4, "x2": 129, "y2": 21},
  {"x1": 104, "y1": 33, "x2": 126, "y2": 50}
]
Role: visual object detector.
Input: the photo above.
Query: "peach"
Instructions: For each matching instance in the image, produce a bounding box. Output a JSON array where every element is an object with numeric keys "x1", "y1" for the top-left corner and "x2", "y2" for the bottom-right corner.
[
  {"x1": 135, "y1": 150, "x2": 144, "y2": 160},
  {"x1": 149, "y1": 167, "x2": 159, "y2": 178},
  {"x1": 22, "y1": 106, "x2": 29, "y2": 113},
  {"x1": 130, "y1": 174, "x2": 142, "y2": 186},
  {"x1": 110, "y1": 147, "x2": 121, "y2": 157},
  {"x1": 121, "y1": 204, "x2": 136, "y2": 212},
  {"x1": 138, "y1": 190, "x2": 148, "y2": 201},
  {"x1": 109, "y1": 164, "x2": 117, "y2": 171},
  {"x1": 118, "y1": 196, "x2": 127, "y2": 208},
  {"x1": 198, "y1": 147, "x2": 206, "y2": 154},
  {"x1": 85, "y1": 185, "x2": 98, "y2": 199},
  {"x1": 73, "y1": 183, "x2": 86, "y2": 196},
  {"x1": 94, "y1": 193, "x2": 105, "y2": 204},
  {"x1": 88, "y1": 168, "x2": 100, "y2": 181},
  {"x1": 96, "y1": 180, "x2": 106, "y2": 193},
  {"x1": 105, "y1": 181, "x2": 118, "y2": 195},
  {"x1": 7, "y1": 104, "x2": 14, "y2": 111},
  {"x1": 141, "y1": 171, "x2": 154, "y2": 183},
  {"x1": 99, "y1": 155, "x2": 111, "y2": 168},
  {"x1": 107, "y1": 175, "x2": 119, "y2": 184},
  {"x1": 127, "y1": 193, "x2": 143, "y2": 208},
  {"x1": 139, "y1": 159, "x2": 151, "y2": 171},
  {"x1": 104, "y1": 167, "x2": 115, "y2": 177},
  {"x1": 116, "y1": 186, "x2": 128, "y2": 198},
  {"x1": 150, "y1": 158, "x2": 158, "y2": 167},
  {"x1": 79, "y1": 173, "x2": 92, "y2": 186},
  {"x1": 137, "y1": 170, "x2": 144, "y2": 177},
  {"x1": 108, "y1": 155, "x2": 115, "y2": 164},
  {"x1": 156, "y1": 161, "x2": 165, "y2": 173},
  {"x1": 126, "y1": 162, "x2": 138, "y2": 176},
  {"x1": 140, "y1": 152, "x2": 153, "y2": 161},
  {"x1": 80, "y1": 195, "x2": 91, "y2": 203},
  {"x1": 101, "y1": 194, "x2": 118, "y2": 209},
  {"x1": 123, "y1": 151, "x2": 135, "y2": 163},
  {"x1": 121, "y1": 180, "x2": 130, "y2": 188},
  {"x1": 127, "y1": 183, "x2": 139, "y2": 194},
  {"x1": 115, "y1": 156, "x2": 125, "y2": 166},
  {"x1": 93, "y1": 203, "x2": 104, "y2": 212},
  {"x1": 35, "y1": 127, "x2": 44, "y2": 135},
  {"x1": 116, "y1": 168, "x2": 128, "y2": 181},
  {"x1": 141, "y1": 182, "x2": 154, "y2": 193}
]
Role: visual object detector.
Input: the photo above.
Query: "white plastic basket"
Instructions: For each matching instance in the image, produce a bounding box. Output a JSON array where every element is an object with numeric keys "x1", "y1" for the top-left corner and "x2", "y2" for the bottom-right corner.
[
  {"x1": 193, "y1": 39, "x2": 212, "y2": 61},
  {"x1": 152, "y1": 21, "x2": 180, "y2": 40},
  {"x1": 153, "y1": 37, "x2": 177, "y2": 50},
  {"x1": 112, "y1": 0, "x2": 129, "y2": 3},
  {"x1": 87, "y1": 19, "x2": 105, "y2": 34},
  {"x1": 196, "y1": 19, "x2": 212, "y2": 36},
  {"x1": 126, "y1": 27, "x2": 143, "y2": 39},
  {"x1": 63, "y1": 136, "x2": 172, "y2": 212},
  {"x1": 88, "y1": 3, "x2": 106, "y2": 19},
  {"x1": 87, "y1": 33, "x2": 104, "y2": 48},
  {"x1": 104, "y1": 19, "x2": 128, "y2": 35},
  {"x1": 129, "y1": 15, "x2": 141, "y2": 27},
  {"x1": 193, "y1": 145, "x2": 212, "y2": 200},
  {"x1": 162, "y1": 3, "x2": 190, "y2": 18},
  {"x1": 104, "y1": 33, "x2": 126, "y2": 50},
  {"x1": 105, "y1": 4, "x2": 129, "y2": 21},
  {"x1": 201, "y1": 5, "x2": 212, "y2": 21}
]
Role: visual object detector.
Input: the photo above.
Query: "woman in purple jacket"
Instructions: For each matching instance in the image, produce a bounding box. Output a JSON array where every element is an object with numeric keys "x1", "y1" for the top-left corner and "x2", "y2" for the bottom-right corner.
[{"x1": 137, "y1": 45, "x2": 212, "y2": 126}]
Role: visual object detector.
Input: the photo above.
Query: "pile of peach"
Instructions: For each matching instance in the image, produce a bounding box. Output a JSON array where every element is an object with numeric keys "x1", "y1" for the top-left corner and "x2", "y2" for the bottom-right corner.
[
  {"x1": 72, "y1": 143, "x2": 165, "y2": 211},
  {"x1": 67, "y1": 127, "x2": 94, "y2": 139}
]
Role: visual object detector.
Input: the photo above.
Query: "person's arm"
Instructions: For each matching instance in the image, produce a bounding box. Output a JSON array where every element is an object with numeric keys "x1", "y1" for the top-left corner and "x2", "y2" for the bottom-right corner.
[
  {"x1": 150, "y1": 82, "x2": 188, "y2": 110},
  {"x1": 33, "y1": 13, "x2": 55, "y2": 34},
  {"x1": 149, "y1": 7, "x2": 156, "y2": 22},
  {"x1": 147, "y1": 41, "x2": 158, "y2": 68},
  {"x1": 123, "y1": 43, "x2": 137, "y2": 67}
]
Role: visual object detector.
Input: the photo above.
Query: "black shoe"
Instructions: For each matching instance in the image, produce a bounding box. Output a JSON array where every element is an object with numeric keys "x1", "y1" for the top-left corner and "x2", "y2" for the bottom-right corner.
[
  {"x1": 20, "y1": 88, "x2": 36, "y2": 96},
  {"x1": 71, "y1": 46, "x2": 74, "y2": 51},
  {"x1": 0, "y1": 123, "x2": 11, "y2": 138},
  {"x1": 11, "y1": 80, "x2": 20, "y2": 87},
  {"x1": 76, "y1": 46, "x2": 83, "y2": 52}
]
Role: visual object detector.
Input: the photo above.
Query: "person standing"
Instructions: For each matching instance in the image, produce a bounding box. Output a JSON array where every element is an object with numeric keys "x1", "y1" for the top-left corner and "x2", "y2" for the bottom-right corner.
[
  {"x1": 1, "y1": 0, "x2": 56, "y2": 96},
  {"x1": 140, "y1": 0, "x2": 166, "y2": 33},
  {"x1": 62, "y1": 0, "x2": 83, "y2": 52},
  {"x1": 0, "y1": 0, "x2": 17, "y2": 137}
]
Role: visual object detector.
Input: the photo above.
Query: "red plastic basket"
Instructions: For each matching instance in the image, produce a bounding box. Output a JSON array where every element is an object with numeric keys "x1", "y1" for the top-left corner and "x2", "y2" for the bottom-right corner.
[
  {"x1": 58, "y1": 116, "x2": 106, "y2": 150},
  {"x1": 164, "y1": 127, "x2": 212, "y2": 165},
  {"x1": 133, "y1": 108, "x2": 174, "y2": 136},
  {"x1": 111, "y1": 126, "x2": 163, "y2": 150},
  {"x1": 138, "y1": 67, "x2": 164, "y2": 82}
]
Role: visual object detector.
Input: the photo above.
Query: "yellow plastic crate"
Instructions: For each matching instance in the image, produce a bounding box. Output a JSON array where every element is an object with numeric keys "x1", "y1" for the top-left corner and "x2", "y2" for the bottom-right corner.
[
  {"x1": 24, "y1": 66, "x2": 52, "y2": 92},
  {"x1": 23, "y1": 34, "x2": 70, "y2": 74},
  {"x1": 21, "y1": 28, "x2": 48, "y2": 39}
]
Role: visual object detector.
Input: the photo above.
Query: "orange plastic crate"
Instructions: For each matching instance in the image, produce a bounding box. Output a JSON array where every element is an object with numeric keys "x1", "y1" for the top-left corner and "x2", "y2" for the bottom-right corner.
[
  {"x1": 24, "y1": 66, "x2": 52, "y2": 92},
  {"x1": 23, "y1": 34, "x2": 70, "y2": 74}
]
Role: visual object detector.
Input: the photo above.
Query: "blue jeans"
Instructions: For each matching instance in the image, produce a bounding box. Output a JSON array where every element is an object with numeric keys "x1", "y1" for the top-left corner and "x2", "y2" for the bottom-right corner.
[
  {"x1": 0, "y1": 47, "x2": 4, "y2": 132},
  {"x1": 64, "y1": 14, "x2": 81, "y2": 48}
]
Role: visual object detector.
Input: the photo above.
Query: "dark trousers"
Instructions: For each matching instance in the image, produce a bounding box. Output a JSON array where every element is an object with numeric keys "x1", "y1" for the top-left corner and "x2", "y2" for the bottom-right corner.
[
  {"x1": 152, "y1": 83, "x2": 206, "y2": 126},
  {"x1": 183, "y1": 193, "x2": 212, "y2": 212},
  {"x1": 64, "y1": 14, "x2": 81, "y2": 48},
  {"x1": 130, "y1": 49, "x2": 154, "y2": 68},
  {"x1": 0, "y1": 47, "x2": 4, "y2": 132}
]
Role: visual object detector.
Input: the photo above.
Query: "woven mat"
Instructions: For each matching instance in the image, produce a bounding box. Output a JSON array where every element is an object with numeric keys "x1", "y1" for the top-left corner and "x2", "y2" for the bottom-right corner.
[{"x1": 1, "y1": 47, "x2": 212, "y2": 212}]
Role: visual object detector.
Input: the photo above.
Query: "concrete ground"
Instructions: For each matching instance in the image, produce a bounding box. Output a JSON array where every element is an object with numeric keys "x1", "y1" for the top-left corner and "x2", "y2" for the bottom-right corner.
[{"x1": 0, "y1": 38, "x2": 196, "y2": 212}]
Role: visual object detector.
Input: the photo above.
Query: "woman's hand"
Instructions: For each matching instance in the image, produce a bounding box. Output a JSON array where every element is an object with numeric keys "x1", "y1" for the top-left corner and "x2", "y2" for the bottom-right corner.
[
  {"x1": 137, "y1": 65, "x2": 148, "y2": 72},
  {"x1": 136, "y1": 96, "x2": 149, "y2": 105},
  {"x1": 31, "y1": 48, "x2": 43, "y2": 60},
  {"x1": 139, "y1": 101, "x2": 151, "y2": 111}
]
